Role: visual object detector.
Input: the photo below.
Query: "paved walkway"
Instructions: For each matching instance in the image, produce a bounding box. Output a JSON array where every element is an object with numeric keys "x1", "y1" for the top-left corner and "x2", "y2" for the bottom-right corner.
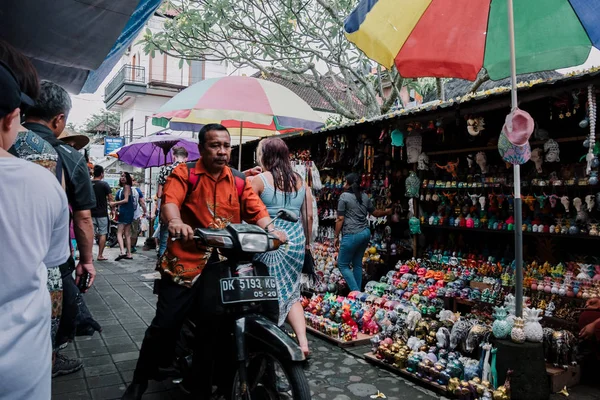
[
  {"x1": 51, "y1": 243, "x2": 598, "y2": 400},
  {"x1": 51, "y1": 244, "x2": 440, "y2": 400}
]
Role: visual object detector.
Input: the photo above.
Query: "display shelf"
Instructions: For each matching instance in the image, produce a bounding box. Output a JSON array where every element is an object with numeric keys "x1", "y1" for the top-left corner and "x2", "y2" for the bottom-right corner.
[
  {"x1": 306, "y1": 326, "x2": 374, "y2": 348},
  {"x1": 363, "y1": 352, "x2": 449, "y2": 396},
  {"x1": 421, "y1": 225, "x2": 600, "y2": 240},
  {"x1": 426, "y1": 136, "x2": 587, "y2": 156}
]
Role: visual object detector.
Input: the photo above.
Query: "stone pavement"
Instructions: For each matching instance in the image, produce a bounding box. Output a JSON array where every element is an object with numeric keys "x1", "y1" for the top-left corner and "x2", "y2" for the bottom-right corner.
[
  {"x1": 51, "y1": 243, "x2": 440, "y2": 400},
  {"x1": 51, "y1": 243, "x2": 598, "y2": 400}
]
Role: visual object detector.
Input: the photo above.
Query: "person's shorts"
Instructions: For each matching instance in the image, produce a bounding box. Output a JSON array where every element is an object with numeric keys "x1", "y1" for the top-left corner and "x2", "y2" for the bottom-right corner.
[
  {"x1": 92, "y1": 216, "x2": 109, "y2": 235},
  {"x1": 131, "y1": 218, "x2": 141, "y2": 237}
]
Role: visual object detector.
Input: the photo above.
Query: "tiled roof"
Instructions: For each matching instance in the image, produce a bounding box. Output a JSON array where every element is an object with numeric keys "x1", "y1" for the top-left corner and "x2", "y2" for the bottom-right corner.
[
  {"x1": 86, "y1": 120, "x2": 118, "y2": 134},
  {"x1": 156, "y1": 1, "x2": 181, "y2": 17},
  {"x1": 254, "y1": 67, "x2": 600, "y2": 141},
  {"x1": 251, "y1": 71, "x2": 367, "y2": 116}
]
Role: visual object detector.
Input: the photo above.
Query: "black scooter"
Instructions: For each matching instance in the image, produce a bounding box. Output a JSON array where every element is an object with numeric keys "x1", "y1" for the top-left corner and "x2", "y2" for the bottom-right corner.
[{"x1": 174, "y1": 210, "x2": 310, "y2": 400}]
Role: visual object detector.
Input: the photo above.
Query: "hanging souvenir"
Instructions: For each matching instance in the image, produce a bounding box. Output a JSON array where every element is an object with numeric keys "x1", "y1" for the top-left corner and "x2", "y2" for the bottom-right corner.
[
  {"x1": 544, "y1": 139, "x2": 560, "y2": 162},
  {"x1": 530, "y1": 148, "x2": 544, "y2": 173},
  {"x1": 467, "y1": 116, "x2": 485, "y2": 136},
  {"x1": 391, "y1": 129, "x2": 404, "y2": 160},
  {"x1": 585, "y1": 194, "x2": 595, "y2": 212},
  {"x1": 476, "y1": 152, "x2": 488, "y2": 174},
  {"x1": 405, "y1": 172, "x2": 421, "y2": 198},
  {"x1": 409, "y1": 217, "x2": 421, "y2": 235},
  {"x1": 498, "y1": 132, "x2": 531, "y2": 165},
  {"x1": 466, "y1": 153, "x2": 474, "y2": 169},
  {"x1": 417, "y1": 152, "x2": 429, "y2": 171},
  {"x1": 406, "y1": 134, "x2": 422, "y2": 164},
  {"x1": 561, "y1": 196, "x2": 570, "y2": 212},
  {"x1": 585, "y1": 85, "x2": 597, "y2": 175},
  {"x1": 435, "y1": 159, "x2": 460, "y2": 178}
]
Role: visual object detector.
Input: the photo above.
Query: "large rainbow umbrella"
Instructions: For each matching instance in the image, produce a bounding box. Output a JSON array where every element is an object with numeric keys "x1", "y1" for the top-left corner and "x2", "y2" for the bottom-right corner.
[
  {"x1": 152, "y1": 76, "x2": 324, "y2": 167},
  {"x1": 344, "y1": 0, "x2": 598, "y2": 81},
  {"x1": 345, "y1": 0, "x2": 600, "y2": 320}
]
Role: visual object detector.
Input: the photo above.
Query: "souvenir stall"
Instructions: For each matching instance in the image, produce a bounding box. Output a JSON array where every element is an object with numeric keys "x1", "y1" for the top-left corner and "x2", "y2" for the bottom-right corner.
[{"x1": 235, "y1": 71, "x2": 600, "y2": 397}]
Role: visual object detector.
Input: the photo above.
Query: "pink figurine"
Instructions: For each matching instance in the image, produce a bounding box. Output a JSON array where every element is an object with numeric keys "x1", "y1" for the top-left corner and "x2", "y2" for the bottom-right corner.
[{"x1": 593, "y1": 265, "x2": 600, "y2": 281}]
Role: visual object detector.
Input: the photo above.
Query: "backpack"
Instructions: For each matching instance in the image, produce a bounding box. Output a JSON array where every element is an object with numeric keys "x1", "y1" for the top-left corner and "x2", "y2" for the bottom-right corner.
[{"x1": 186, "y1": 161, "x2": 246, "y2": 205}]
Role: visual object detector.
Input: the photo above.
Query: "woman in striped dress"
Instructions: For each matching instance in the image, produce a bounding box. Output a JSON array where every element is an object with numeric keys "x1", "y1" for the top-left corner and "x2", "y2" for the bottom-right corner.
[{"x1": 251, "y1": 137, "x2": 313, "y2": 356}]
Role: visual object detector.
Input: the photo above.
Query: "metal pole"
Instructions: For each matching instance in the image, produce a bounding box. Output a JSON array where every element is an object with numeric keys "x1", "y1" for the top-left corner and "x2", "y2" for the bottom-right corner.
[
  {"x1": 238, "y1": 121, "x2": 243, "y2": 170},
  {"x1": 507, "y1": 0, "x2": 523, "y2": 318}
]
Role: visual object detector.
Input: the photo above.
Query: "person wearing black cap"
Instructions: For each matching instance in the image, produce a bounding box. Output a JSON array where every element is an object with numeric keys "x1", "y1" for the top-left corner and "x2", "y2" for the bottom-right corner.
[{"x1": 0, "y1": 60, "x2": 71, "y2": 399}]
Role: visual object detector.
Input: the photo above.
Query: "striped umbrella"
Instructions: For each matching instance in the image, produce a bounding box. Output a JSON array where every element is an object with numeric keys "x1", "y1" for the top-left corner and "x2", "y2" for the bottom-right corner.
[
  {"x1": 153, "y1": 76, "x2": 323, "y2": 134},
  {"x1": 343, "y1": 0, "x2": 599, "y2": 81},
  {"x1": 344, "y1": 0, "x2": 600, "y2": 320},
  {"x1": 153, "y1": 76, "x2": 324, "y2": 168}
]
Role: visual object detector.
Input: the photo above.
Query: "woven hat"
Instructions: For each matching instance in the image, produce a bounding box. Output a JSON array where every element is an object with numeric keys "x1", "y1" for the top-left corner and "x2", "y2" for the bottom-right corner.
[
  {"x1": 502, "y1": 108, "x2": 534, "y2": 146},
  {"x1": 58, "y1": 128, "x2": 90, "y2": 150},
  {"x1": 498, "y1": 132, "x2": 531, "y2": 165}
]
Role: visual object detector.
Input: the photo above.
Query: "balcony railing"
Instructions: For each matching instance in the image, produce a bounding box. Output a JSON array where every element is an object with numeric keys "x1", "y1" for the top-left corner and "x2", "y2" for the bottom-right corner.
[{"x1": 104, "y1": 65, "x2": 146, "y2": 101}]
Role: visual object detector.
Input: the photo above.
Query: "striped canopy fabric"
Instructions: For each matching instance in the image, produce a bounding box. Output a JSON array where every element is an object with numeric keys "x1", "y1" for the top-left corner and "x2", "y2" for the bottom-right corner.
[
  {"x1": 344, "y1": 0, "x2": 600, "y2": 81},
  {"x1": 153, "y1": 76, "x2": 324, "y2": 136}
]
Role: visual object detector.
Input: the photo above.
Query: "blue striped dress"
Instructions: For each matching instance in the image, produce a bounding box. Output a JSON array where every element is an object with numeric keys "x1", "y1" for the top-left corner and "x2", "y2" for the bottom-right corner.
[{"x1": 254, "y1": 173, "x2": 306, "y2": 326}]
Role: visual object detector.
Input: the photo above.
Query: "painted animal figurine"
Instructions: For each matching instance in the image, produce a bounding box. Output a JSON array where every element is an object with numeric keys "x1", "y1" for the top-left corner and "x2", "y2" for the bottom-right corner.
[{"x1": 436, "y1": 159, "x2": 460, "y2": 178}]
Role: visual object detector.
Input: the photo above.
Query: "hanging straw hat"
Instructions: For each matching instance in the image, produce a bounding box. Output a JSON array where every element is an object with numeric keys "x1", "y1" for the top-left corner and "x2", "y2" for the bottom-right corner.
[{"x1": 58, "y1": 128, "x2": 90, "y2": 150}]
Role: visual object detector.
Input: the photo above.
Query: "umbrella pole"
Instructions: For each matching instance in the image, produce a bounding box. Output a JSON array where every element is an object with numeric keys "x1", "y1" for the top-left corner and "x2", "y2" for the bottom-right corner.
[
  {"x1": 507, "y1": 0, "x2": 523, "y2": 318},
  {"x1": 238, "y1": 121, "x2": 243, "y2": 170}
]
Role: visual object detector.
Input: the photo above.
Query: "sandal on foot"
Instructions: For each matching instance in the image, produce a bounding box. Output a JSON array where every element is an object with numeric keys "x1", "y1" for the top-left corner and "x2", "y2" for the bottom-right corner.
[{"x1": 115, "y1": 254, "x2": 126, "y2": 261}]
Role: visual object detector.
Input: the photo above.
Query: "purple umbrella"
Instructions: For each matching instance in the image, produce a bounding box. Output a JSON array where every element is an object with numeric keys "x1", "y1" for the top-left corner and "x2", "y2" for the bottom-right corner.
[{"x1": 112, "y1": 133, "x2": 199, "y2": 168}]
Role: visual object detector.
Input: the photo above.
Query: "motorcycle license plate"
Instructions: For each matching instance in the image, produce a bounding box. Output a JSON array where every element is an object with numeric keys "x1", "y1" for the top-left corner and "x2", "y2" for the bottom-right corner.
[{"x1": 220, "y1": 277, "x2": 278, "y2": 304}]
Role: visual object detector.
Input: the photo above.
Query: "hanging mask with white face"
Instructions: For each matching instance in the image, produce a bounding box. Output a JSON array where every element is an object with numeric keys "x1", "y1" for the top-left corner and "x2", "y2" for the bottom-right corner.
[
  {"x1": 585, "y1": 194, "x2": 595, "y2": 212},
  {"x1": 406, "y1": 134, "x2": 422, "y2": 164},
  {"x1": 573, "y1": 197, "x2": 582, "y2": 212},
  {"x1": 544, "y1": 139, "x2": 560, "y2": 162},
  {"x1": 476, "y1": 152, "x2": 488, "y2": 174},
  {"x1": 417, "y1": 152, "x2": 429, "y2": 170},
  {"x1": 561, "y1": 196, "x2": 570, "y2": 212}
]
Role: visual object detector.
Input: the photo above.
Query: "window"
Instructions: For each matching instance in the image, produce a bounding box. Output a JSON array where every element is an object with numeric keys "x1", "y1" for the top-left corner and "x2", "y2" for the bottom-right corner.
[
  {"x1": 123, "y1": 118, "x2": 134, "y2": 142},
  {"x1": 190, "y1": 60, "x2": 204, "y2": 85}
]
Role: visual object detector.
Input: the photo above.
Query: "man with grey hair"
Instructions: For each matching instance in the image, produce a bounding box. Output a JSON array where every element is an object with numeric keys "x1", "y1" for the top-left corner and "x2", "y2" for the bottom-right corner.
[{"x1": 24, "y1": 81, "x2": 98, "y2": 377}]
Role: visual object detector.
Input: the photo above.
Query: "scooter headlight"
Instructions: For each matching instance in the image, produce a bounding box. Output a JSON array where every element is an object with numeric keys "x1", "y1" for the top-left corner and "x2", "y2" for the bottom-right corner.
[{"x1": 238, "y1": 233, "x2": 269, "y2": 252}]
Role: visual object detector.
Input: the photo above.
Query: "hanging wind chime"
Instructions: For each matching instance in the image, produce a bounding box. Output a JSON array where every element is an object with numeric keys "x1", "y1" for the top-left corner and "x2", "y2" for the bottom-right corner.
[{"x1": 584, "y1": 85, "x2": 598, "y2": 184}]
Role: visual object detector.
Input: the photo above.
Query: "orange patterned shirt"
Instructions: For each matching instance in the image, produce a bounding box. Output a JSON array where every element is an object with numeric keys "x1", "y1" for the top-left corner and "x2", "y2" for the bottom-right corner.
[{"x1": 159, "y1": 161, "x2": 269, "y2": 286}]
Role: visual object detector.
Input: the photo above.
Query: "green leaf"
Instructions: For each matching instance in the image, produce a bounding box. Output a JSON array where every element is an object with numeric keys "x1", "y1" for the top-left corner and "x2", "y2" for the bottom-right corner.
[{"x1": 178, "y1": 58, "x2": 184, "y2": 69}]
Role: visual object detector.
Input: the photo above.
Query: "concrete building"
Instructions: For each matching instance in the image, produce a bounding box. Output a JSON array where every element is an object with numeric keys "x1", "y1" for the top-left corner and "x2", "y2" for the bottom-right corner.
[{"x1": 102, "y1": 7, "x2": 236, "y2": 144}]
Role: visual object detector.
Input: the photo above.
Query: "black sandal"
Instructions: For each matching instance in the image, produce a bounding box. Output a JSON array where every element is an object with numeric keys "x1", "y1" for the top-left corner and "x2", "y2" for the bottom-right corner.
[{"x1": 115, "y1": 254, "x2": 126, "y2": 261}]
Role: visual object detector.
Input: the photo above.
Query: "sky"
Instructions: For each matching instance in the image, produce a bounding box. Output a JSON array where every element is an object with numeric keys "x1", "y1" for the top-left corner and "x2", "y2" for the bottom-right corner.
[{"x1": 68, "y1": 48, "x2": 600, "y2": 128}]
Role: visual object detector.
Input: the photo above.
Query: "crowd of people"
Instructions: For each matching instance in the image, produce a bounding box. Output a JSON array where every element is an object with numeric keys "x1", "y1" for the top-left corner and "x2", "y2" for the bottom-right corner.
[{"x1": 0, "y1": 38, "x2": 313, "y2": 399}]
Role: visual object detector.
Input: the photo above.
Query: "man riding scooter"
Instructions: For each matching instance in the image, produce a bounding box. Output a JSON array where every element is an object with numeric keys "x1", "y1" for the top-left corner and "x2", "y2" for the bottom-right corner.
[{"x1": 122, "y1": 124, "x2": 286, "y2": 400}]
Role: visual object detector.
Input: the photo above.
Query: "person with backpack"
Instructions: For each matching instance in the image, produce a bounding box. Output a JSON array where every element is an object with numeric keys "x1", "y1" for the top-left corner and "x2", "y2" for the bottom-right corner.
[
  {"x1": 21, "y1": 80, "x2": 98, "y2": 377},
  {"x1": 122, "y1": 124, "x2": 286, "y2": 400},
  {"x1": 154, "y1": 146, "x2": 188, "y2": 256},
  {"x1": 91, "y1": 165, "x2": 114, "y2": 261},
  {"x1": 0, "y1": 44, "x2": 71, "y2": 400}
]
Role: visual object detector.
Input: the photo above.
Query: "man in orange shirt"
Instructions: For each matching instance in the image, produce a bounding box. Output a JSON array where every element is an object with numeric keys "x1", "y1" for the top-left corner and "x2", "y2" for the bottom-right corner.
[{"x1": 122, "y1": 124, "x2": 285, "y2": 400}]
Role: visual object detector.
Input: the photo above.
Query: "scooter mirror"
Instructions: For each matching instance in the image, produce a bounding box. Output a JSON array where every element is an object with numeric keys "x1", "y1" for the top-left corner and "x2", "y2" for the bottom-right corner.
[{"x1": 277, "y1": 209, "x2": 299, "y2": 223}]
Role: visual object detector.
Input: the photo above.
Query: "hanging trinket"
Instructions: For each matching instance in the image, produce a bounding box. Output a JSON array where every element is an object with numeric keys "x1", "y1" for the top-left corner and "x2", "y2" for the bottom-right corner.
[
  {"x1": 435, "y1": 159, "x2": 460, "y2": 178},
  {"x1": 585, "y1": 85, "x2": 597, "y2": 176}
]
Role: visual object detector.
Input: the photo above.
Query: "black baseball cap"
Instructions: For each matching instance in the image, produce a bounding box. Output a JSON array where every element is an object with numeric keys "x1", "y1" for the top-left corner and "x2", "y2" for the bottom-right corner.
[{"x1": 0, "y1": 60, "x2": 34, "y2": 118}]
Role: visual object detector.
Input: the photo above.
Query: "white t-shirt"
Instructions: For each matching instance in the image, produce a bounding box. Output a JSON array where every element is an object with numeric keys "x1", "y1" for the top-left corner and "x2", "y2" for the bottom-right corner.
[
  {"x1": 132, "y1": 186, "x2": 144, "y2": 219},
  {"x1": 0, "y1": 157, "x2": 70, "y2": 400}
]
